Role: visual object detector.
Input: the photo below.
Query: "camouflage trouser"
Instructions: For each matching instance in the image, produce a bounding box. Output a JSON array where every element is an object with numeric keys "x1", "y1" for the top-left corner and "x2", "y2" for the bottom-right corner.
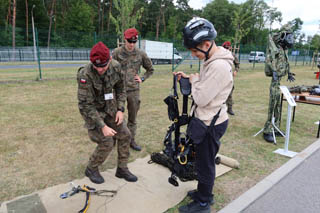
[
  {"x1": 126, "y1": 90, "x2": 140, "y2": 140},
  {"x1": 263, "y1": 79, "x2": 281, "y2": 134},
  {"x1": 87, "y1": 116, "x2": 131, "y2": 170},
  {"x1": 226, "y1": 85, "x2": 235, "y2": 108}
]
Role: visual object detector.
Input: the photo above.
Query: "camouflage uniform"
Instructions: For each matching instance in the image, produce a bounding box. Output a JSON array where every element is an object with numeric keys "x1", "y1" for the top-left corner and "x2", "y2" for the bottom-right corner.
[
  {"x1": 77, "y1": 61, "x2": 131, "y2": 170},
  {"x1": 112, "y1": 45, "x2": 154, "y2": 142},
  {"x1": 226, "y1": 53, "x2": 240, "y2": 110},
  {"x1": 263, "y1": 34, "x2": 290, "y2": 134}
]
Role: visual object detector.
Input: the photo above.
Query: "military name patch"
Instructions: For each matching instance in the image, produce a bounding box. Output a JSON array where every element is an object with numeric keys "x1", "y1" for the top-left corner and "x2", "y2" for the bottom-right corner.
[
  {"x1": 80, "y1": 78, "x2": 87, "y2": 84},
  {"x1": 104, "y1": 93, "x2": 113, "y2": 100}
]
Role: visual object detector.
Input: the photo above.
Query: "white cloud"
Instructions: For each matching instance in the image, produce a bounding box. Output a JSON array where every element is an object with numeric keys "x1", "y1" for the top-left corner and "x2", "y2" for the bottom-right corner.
[
  {"x1": 267, "y1": 0, "x2": 320, "y2": 36},
  {"x1": 188, "y1": 0, "x2": 320, "y2": 37},
  {"x1": 188, "y1": 0, "x2": 210, "y2": 10}
]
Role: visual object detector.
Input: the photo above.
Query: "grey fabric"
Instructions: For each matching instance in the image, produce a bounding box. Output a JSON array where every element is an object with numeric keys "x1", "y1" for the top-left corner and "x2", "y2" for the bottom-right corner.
[{"x1": 7, "y1": 194, "x2": 46, "y2": 213}]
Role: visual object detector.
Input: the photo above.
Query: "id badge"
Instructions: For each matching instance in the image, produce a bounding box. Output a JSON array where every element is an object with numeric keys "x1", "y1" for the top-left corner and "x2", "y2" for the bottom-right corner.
[{"x1": 104, "y1": 93, "x2": 113, "y2": 100}]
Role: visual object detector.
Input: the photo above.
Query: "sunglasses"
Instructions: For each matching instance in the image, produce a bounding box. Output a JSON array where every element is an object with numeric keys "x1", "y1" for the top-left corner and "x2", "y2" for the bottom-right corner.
[{"x1": 127, "y1": 39, "x2": 137, "y2": 44}]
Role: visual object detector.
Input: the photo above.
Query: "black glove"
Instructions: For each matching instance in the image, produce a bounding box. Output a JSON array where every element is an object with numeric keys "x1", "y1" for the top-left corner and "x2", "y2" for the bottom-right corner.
[
  {"x1": 272, "y1": 72, "x2": 278, "y2": 81},
  {"x1": 287, "y1": 72, "x2": 295, "y2": 82}
]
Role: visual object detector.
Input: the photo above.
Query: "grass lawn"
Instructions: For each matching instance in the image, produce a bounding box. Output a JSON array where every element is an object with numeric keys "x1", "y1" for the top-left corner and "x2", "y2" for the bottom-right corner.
[{"x1": 0, "y1": 62, "x2": 319, "y2": 212}]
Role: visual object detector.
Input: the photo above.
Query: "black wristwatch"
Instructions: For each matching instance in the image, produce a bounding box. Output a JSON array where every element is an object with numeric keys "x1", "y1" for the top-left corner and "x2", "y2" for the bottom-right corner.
[
  {"x1": 141, "y1": 77, "x2": 145, "y2": 82},
  {"x1": 117, "y1": 106, "x2": 125, "y2": 112}
]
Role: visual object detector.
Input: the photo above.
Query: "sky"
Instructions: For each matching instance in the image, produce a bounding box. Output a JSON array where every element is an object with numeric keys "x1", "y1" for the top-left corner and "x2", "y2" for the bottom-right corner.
[{"x1": 188, "y1": 0, "x2": 320, "y2": 38}]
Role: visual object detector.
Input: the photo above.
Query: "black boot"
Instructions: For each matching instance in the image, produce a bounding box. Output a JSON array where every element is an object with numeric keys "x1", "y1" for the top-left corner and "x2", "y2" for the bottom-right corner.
[
  {"x1": 178, "y1": 200, "x2": 211, "y2": 213},
  {"x1": 263, "y1": 133, "x2": 274, "y2": 143},
  {"x1": 85, "y1": 167, "x2": 104, "y2": 184},
  {"x1": 227, "y1": 107, "x2": 235, "y2": 116},
  {"x1": 275, "y1": 131, "x2": 284, "y2": 137},
  {"x1": 187, "y1": 189, "x2": 214, "y2": 205},
  {"x1": 130, "y1": 139, "x2": 142, "y2": 151},
  {"x1": 115, "y1": 167, "x2": 138, "y2": 182}
]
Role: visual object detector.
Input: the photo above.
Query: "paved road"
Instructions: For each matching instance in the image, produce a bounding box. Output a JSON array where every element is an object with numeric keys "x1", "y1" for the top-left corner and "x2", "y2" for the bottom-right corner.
[
  {"x1": 218, "y1": 140, "x2": 320, "y2": 213},
  {"x1": 243, "y1": 145, "x2": 320, "y2": 213}
]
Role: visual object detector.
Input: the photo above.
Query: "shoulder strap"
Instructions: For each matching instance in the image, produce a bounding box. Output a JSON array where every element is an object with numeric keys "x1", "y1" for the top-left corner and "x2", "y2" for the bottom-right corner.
[{"x1": 209, "y1": 108, "x2": 221, "y2": 129}]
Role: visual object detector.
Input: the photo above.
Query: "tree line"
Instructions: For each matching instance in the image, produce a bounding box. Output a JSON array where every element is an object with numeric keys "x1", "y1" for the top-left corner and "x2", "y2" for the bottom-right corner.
[{"x1": 1, "y1": 0, "x2": 319, "y2": 51}]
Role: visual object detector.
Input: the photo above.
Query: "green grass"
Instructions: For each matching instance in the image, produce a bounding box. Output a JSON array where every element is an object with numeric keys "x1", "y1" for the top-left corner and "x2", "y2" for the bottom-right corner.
[{"x1": 0, "y1": 62, "x2": 319, "y2": 213}]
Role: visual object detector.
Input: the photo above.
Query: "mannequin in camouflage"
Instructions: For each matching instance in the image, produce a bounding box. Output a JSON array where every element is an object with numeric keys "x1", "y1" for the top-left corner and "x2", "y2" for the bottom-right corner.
[
  {"x1": 263, "y1": 25, "x2": 295, "y2": 143},
  {"x1": 222, "y1": 41, "x2": 240, "y2": 115},
  {"x1": 112, "y1": 28, "x2": 154, "y2": 151}
]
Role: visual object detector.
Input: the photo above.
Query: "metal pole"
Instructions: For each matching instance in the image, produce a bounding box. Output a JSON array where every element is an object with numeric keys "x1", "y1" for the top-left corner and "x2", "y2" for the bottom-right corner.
[
  {"x1": 284, "y1": 105, "x2": 292, "y2": 152},
  {"x1": 35, "y1": 28, "x2": 42, "y2": 80},
  {"x1": 31, "y1": 5, "x2": 37, "y2": 62},
  {"x1": 253, "y1": 50, "x2": 256, "y2": 69},
  {"x1": 172, "y1": 41, "x2": 174, "y2": 72}
]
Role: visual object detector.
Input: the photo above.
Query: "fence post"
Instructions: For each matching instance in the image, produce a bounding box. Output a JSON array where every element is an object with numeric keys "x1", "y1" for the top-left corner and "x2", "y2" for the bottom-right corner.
[
  {"x1": 238, "y1": 44, "x2": 241, "y2": 62},
  {"x1": 19, "y1": 49, "x2": 22, "y2": 62},
  {"x1": 253, "y1": 50, "x2": 256, "y2": 70},
  {"x1": 35, "y1": 28, "x2": 42, "y2": 80},
  {"x1": 172, "y1": 39, "x2": 174, "y2": 72}
]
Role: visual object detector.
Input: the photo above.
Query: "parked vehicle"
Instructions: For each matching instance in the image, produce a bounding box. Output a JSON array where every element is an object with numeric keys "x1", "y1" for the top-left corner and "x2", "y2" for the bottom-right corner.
[
  {"x1": 248, "y1": 51, "x2": 265, "y2": 63},
  {"x1": 138, "y1": 40, "x2": 182, "y2": 64}
]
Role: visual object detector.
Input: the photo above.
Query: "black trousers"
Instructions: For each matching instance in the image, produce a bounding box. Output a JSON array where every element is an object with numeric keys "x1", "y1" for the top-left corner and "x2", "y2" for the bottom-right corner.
[{"x1": 195, "y1": 120, "x2": 228, "y2": 203}]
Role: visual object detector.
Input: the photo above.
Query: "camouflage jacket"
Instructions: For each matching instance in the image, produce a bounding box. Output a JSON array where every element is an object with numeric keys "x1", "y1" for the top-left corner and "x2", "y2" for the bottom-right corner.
[
  {"x1": 265, "y1": 34, "x2": 290, "y2": 78},
  {"x1": 232, "y1": 53, "x2": 240, "y2": 72},
  {"x1": 77, "y1": 60, "x2": 126, "y2": 129},
  {"x1": 112, "y1": 46, "x2": 154, "y2": 91}
]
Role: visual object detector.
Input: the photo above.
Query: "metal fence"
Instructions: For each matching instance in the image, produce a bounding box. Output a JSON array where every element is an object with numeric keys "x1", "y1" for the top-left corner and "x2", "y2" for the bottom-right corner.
[
  {"x1": 0, "y1": 47, "x2": 91, "y2": 62},
  {"x1": 0, "y1": 46, "x2": 314, "y2": 66}
]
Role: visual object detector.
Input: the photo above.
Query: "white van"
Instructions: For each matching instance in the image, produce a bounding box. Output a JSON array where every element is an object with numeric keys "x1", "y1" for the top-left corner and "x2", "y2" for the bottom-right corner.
[{"x1": 248, "y1": 51, "x2": 265, "y2": 63}]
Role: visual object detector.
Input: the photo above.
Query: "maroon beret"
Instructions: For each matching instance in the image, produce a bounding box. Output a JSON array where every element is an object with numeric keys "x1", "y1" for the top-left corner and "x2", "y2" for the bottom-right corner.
[
  {"x1": 222, "y1": 41, "x2": 231, "y2": 48},
  {"x1": 90, "y1": 42, "x2": 110, "y2": 67},
  {"x1": 124, "y1": 28, "x2": 138, "y2": 40}
]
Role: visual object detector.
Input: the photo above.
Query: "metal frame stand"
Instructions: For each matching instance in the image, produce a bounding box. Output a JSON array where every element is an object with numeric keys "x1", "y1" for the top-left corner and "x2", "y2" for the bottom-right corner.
[{"x1": 254, "y1": 116, "x2": 285, "y2": 145}]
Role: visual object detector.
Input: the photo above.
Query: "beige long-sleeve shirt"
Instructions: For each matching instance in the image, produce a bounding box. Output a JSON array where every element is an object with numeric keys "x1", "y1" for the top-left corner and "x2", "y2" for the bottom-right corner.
[{"x1": 190, "y1": 47, "x2": 234, "y2": 126}]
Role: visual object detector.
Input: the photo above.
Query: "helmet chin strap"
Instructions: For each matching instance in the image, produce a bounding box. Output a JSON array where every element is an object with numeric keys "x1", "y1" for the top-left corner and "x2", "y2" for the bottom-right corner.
[{"x1": 195, "y1": 41, "x2": 213, "y2": 61}]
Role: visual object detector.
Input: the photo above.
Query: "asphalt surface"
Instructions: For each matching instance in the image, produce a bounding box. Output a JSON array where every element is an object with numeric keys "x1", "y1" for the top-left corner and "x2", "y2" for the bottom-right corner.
[
  {"x1": 0, "y1": 63, "x2": 85, "y2": 69},
  {"x1": 219, "y1": 139, "x2": 320, "y2": 213},
  {"x1": 0, "y1": 60, "x2": 254, "y2": 70},
  {"x1": 243, "y1": 144, "x2": 320, "y2": 213}
]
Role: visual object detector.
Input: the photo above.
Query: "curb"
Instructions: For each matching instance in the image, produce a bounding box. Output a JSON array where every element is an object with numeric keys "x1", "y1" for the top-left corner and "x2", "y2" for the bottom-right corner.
[{"x1": 218, "y1": 138, "x2": 320, "y2": 213}]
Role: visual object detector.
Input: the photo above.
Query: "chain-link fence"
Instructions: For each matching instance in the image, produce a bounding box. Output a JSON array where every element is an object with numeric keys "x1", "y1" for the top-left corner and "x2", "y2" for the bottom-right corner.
[
  {"x1": 0, "y1": 26, "x2": 316, "y2": 65},
  {"x1": 1, "y1": 26, "x2": 318, "y2": 82}
]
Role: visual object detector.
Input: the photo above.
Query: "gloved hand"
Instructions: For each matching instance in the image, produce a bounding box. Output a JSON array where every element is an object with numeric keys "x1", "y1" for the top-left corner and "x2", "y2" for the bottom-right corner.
[
  {"x1": 287, "y1": 72, "x2": 295, "y2": 82},
  {"x1": 272, "y1": 72, "x2": 278, "y2": 81}
]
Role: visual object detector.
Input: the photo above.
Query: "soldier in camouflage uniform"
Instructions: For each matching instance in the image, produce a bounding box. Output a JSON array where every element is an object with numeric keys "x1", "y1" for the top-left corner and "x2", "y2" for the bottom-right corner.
[
  {"x1": 112, "y1": 28, "x2": 154, "y2": 151},
  {"x1": 222, "y1": 41, "x2": 240, "y2": 115},
  {"x1": 263, "y1": 25, "x2": 295, "y2": 143},
  {"x1": 77, "y1": 42, "x2": 138, "y2": 184}
]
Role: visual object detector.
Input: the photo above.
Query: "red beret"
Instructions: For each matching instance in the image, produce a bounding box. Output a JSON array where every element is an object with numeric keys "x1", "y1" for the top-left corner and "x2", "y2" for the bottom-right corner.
[
  {"x1": 222, "y1": 41, "x2": 231, "y2": 48},
  {"x1": 90, "y1": 42, "x2": 110, "y2": 67},
  {"x1": 124, "y1": 28, "x2": 138, "y2": 40}
]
